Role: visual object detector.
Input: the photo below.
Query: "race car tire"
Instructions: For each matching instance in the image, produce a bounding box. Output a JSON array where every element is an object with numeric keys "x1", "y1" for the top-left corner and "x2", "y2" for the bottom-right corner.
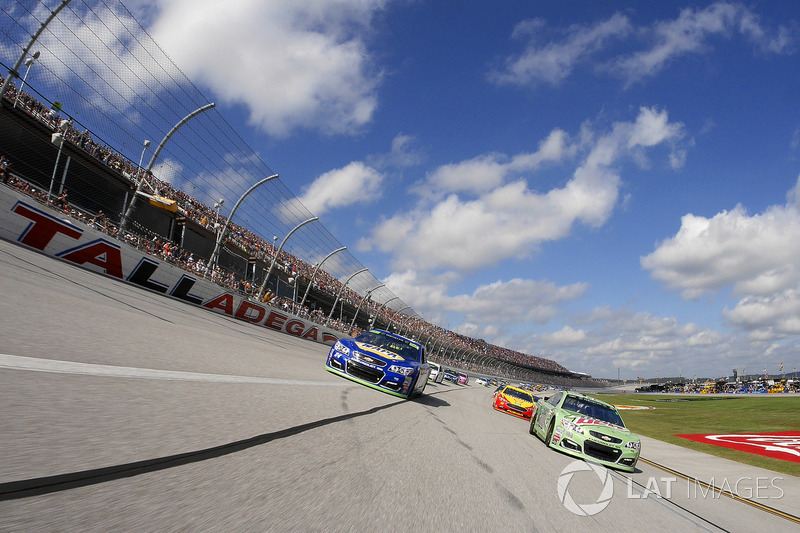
[
  {"x1": 528, "y1": 415, "x2": 537, "y2": 435},
  {"x1": 417, "y1": 376, "x2": 427, "y2": 397},
  {"x1": 408, "y1": 375, "x2": 426, "y2": 399},
  {"x1": 544, "y1": 419, "x2": 555, "y2": 446}
]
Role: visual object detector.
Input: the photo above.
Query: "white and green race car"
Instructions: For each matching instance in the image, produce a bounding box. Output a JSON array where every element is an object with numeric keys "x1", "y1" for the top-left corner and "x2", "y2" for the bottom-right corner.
[{"x1": 529, "y1": 391, "x2": 640, "y2": 472}]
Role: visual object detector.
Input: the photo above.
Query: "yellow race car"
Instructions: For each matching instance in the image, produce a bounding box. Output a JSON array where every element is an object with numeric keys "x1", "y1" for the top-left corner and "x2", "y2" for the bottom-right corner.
[{"x1": 493, "y1": 385, "x2": 538, "y2": 420}]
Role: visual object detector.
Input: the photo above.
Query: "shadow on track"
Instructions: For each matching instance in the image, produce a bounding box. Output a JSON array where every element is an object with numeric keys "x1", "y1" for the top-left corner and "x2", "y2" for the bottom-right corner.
[
  {"x1": 0, "y1": 399, "x2": 404, "y2": 501},
  {"x1": 413, "y1": 389, "x2": 452, "y2": 407},
  {"x1": 0, "y1": 386, "x2": 461, "y2": 501}
]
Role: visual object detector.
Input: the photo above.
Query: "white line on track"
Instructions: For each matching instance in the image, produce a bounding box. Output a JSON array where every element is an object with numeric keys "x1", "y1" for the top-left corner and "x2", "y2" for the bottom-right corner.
[{"x1": 0, "y1": 354, "x2": 346, "y2": 386}]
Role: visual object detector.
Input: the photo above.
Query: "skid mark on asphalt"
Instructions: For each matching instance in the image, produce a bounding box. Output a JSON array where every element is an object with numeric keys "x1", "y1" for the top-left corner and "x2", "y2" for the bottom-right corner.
[
  {"x1": 495, "y1": 482, "x2": 525, "y2": 511},
  {"x1": 420, "y1": 388, "x2": 521, "y2": 509},
  {"x1": 0, "y1": 397, "x2": 406, "y2": 501},
  {"x1": 474, "y1": 457, "x2": 493, "y2": 473},
  {"x1": 457, "y1": 439, "x2": 473, "y2": 451}
]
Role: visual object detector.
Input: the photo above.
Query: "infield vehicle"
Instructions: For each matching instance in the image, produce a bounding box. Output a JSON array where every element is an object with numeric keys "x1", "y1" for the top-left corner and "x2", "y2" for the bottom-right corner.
[
  {"x1": 326, "y1": 329, "x2": 430, "y2": 399},
  {"x1": 529, "y1": 391, "x2": 641, "y2": 472},
  {"x1": 493, "y1": 385, "x2": 537, "y2": 420}
]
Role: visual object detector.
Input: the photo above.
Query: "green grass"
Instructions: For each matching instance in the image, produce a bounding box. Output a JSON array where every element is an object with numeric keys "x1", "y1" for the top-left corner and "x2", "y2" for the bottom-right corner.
[{"x1": 588, "y1": 393, "x2": 800, "y2": 477}]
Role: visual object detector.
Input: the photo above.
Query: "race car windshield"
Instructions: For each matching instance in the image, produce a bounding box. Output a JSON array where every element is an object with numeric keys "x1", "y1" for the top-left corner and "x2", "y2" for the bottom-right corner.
[
  {"x1": 356, "y1": 331, "x2": 421, "y2": 362},
  {"x1": 561, "y1": 396, "x2": 625, "y2": 427},
  {"x1": 503, "y1": 388, "x2": 533, "y2": 403}
]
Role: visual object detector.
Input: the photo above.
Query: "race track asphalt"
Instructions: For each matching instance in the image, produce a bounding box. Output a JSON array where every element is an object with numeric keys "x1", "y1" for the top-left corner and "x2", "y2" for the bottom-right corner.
[{"x1": 1, "y1": 238, "x2": 798, "y2": 532}]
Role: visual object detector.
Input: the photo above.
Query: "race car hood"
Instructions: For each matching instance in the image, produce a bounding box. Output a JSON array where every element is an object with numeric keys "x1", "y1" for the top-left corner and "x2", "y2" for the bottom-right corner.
[
  {"x1": 353, "y1": 341, "x2": 405, "y2": 362},
  {"x1": 499, "y1": 393, "x2": 534, "y2": 408},
  {"x1": 565, "y1": 414, "x2": 630, "y2": 435}
]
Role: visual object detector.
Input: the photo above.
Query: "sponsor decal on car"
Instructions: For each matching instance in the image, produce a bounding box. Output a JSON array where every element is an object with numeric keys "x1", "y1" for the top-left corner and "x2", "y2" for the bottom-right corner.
[
  {"x1": 354, "y1": 342, "x2": 403, "y2": 361},
  {"x1": 553, "y1": 426, "x2": 564, "y2": 444},
  {"x1": 572, "y1": 417, "x2": 627, "y2": 431}
]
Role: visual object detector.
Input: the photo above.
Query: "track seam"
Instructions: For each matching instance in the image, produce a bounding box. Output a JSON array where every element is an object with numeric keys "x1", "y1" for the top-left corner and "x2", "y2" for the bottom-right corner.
[{"x1": 639, "y1": 456, "x2": 800, "y2": 525}]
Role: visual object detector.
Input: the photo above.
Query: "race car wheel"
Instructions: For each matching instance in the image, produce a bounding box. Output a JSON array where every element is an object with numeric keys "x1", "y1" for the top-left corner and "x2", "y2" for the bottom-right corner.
[
  {"x1": 528, "y1": 415, "x2": 537, "y2": 435},
  {"x1": 416, "y1": 376, "x2": 427, "y2": 397},
  {"x1": 544, "y1": 419, "x2": 555, "y2": 445},
  {"x1": 408, "y1": 375, "x2": 425, "y2": 399}
]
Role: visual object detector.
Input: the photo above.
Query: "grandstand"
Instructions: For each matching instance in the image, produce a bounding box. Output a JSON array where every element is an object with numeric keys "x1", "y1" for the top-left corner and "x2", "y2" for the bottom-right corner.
[{"x1": 0, "y1": 0, "x2": 603, "y2": 387}]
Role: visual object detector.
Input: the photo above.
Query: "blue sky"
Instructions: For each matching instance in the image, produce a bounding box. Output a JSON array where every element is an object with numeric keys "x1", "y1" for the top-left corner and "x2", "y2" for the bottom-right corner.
[{"x1": 8, "y1": 1, "x2": 800, "y2": 380}]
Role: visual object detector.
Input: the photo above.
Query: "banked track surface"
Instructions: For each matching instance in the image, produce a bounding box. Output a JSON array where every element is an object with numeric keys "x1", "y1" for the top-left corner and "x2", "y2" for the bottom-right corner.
[{"x1": 0, "y1": 238, "x2": 797, "y2": 532}]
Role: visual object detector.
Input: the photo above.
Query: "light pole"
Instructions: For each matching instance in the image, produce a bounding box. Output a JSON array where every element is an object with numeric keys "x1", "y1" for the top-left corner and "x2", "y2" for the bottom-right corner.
[
  {"x1": 299, "y1": 246, "x2": 346, "y2": 311},
  {"x1": 134, "y1": 139, "x2": 151, "y2": 191},
  {"x1": 370, "y1": 296, "x2": 400, "y2": 328},
  {"x1": 328, "y1": 268, "x2": 369, "y2": 321},
  {"x1": 12, "y1": 51, "x2": 40, "y2": 110},
  {"x1": 257, "y1": 216, "x2": 319, "y2": 301},
  {"x1": 349, "y1": 283, "x2": 385, "y2": 332},
  {"x1": 286, "y1": 276, "x2": 299, "y2": 313},
  {"x1": 47, "y1": 118, "x2": 71, "y2": 203},
  {"x1": 386, "y1": 305, "x2": 412, "y2": 330},
  {"x1": 121, "y1": 102, "x2": 215, "y2": 232},
  {"x1": 398, "y1": 313, "x2": 418, "y2": 336},
  {"x1": 213, "y1": 198, "x2": 224, "y2": 231},
  {"x1": 207, "y1": 173, "x2": 280, "y2": 274}
]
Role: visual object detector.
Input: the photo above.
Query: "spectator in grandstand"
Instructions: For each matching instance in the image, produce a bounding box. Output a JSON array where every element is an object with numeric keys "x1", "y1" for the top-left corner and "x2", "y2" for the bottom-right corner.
[
  {"x1": 0, "y1": 155, "x2": 9, "y2": 183},
  {"x1": 53, "y1": 190, "x2": 69, "y2": 212}
]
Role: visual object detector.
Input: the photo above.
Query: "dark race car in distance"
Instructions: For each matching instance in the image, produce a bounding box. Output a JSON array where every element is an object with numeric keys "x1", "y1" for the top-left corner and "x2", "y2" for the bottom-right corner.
[{"x1": 443, "y1": 369, "x2": 459, "y2": 383}]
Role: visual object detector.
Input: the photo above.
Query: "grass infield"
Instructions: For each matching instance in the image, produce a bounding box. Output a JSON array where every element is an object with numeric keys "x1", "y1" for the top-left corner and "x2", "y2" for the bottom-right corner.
[{"x1": 588, "y1": 393, "x2": 800, "y2": 477}]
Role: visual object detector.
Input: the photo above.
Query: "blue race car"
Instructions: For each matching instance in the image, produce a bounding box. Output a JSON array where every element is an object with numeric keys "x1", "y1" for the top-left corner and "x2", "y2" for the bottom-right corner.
[{"x1": 326, "y1": 329, "x2": 430, "y2": 399}]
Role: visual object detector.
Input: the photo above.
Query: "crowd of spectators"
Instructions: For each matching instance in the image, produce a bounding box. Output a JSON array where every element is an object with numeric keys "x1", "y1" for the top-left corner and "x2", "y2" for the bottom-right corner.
[
  {"x1": 640, "y1": 379, "x2": 798, "y2": 394},
  {"x1": 2, "y1": 76, "x2": 591, "y2": 384}
]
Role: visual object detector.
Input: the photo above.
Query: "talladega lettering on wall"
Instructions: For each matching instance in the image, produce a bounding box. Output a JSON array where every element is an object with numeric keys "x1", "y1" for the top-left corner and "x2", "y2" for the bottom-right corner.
[{"x1": 1, "y1": 191, "x2": 339, "y2": 346}]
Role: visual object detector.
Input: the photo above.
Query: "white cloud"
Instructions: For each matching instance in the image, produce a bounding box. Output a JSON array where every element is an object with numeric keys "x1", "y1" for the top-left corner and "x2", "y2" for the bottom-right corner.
[
  {"x1": 360, "y1": 107, "x2": 684, "y2": 272},
  {"x1": 491, "y1": 13, "x2": 631, "y2": 86},
  {"x1": 628, "y1": 106, "x2": 685, "y2": 148},
  {"x1": 541, "y1": 326, "x2": 587, "y2": 345},
  {"x1": 423, "y1": 129, "x2": 573, "y2": 197},
  {"x1": 492, "y1": 3, "x2": 794, "y2": 89},
  {"x1": 642, "y1": 176, "x2": 800, "y2": 300},
  {"x1": 383, "y1": 270, "x2": 588, "y2": 327},
  {"x1": 295, "y1": 161, "x2": 384, "y2": 215},
  {"x1": 147, "y1": 0, "x2": 386, "y2": 137},
  {"x1": 686, "y1": 329, "x2": 722, "y2": 346},
  {"x1": 610, "y1": 3, "x2": 794, "y2": 85},
  {"x1": 470, "y1": 297, "x2": 791, "y2": 379},
  {"x1": 643, "y1": 175, "x2": 800, "y2": 345},
  {"x1": 380, "y1": 134, "x2": 423, "y2": 169},
  {"x1": 724, "y1": 289, "x2": 800, "y2": 335}
]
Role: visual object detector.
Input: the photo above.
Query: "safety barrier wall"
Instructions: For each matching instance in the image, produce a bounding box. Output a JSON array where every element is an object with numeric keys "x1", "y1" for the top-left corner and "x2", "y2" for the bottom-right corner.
[{"x1": 0, "y1": 185, "x2": 341, "y2": 346}]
